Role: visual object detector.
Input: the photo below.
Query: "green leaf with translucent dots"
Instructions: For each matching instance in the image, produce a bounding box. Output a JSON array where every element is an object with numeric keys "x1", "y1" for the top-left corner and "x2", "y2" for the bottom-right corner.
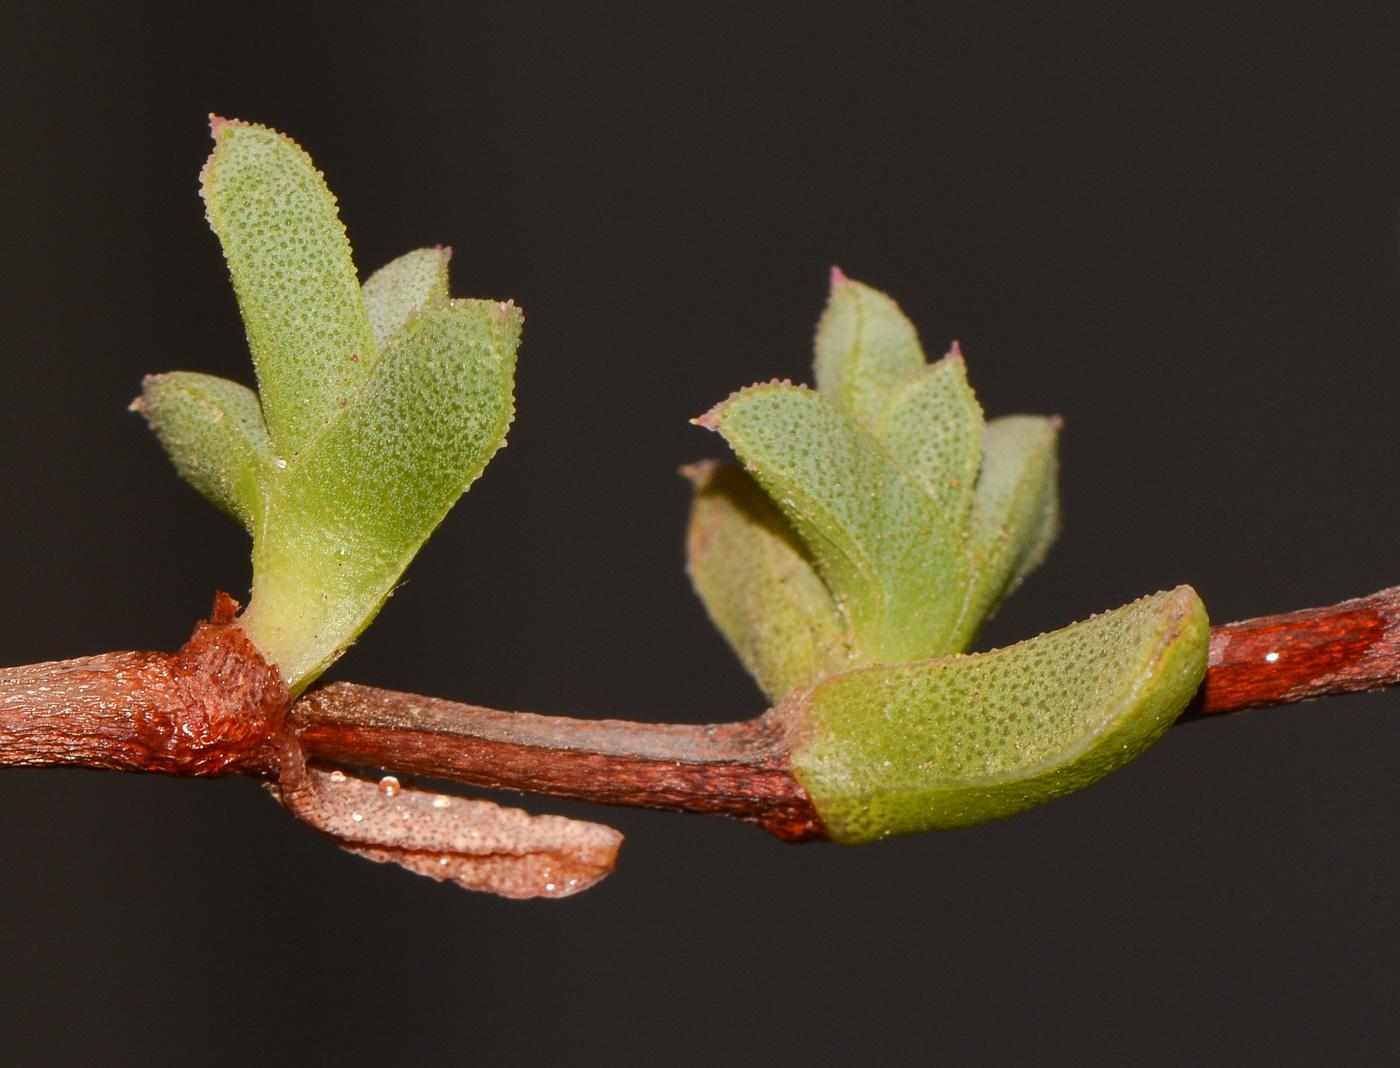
[
  {"x1": 699, "y1": 382, "x2": 967, "y2": 666},
  {"x1": 134, "y1": 372, "x2": 275, "y2": 532},
  {"x1": 872, "y1": 348, "x2": 983, "y2": 531},
  {"x1": 956, "y1": 414, "x2": 1061, "y2": 647},
  {"x1": 201, "y1": 118, "x2": 377, "y2": 459},
  {"x1": 784, "y1": 586, "x2": 1209, "y2": 843},
  {"x1": 362, "y1": 247, "x2": 452, "y2": 351},
  {"x1": 813, "y1": 270, "x2": 926, "y2": 426},
  {"x1": 239, "y1": 299, "x2": 519, "y2": 692},
  {"x1": 684, "y1": 460, "x2": 852, "y2": 703}
]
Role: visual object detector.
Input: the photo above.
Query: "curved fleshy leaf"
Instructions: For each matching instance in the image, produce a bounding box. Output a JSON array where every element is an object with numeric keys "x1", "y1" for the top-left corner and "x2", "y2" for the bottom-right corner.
[
  {"x1": 134, "y1": 372, "x2": 275, "y2": 531},
  {"x1": 201, "y1": 118, "x2": 377, "y2": 459},
  {"x1": 872, "y1": 348, "x2": 983, "y2": 530},
  {"x1": 956, "y1": 414, "x2": 1061, "y2": 646},
  {"x1": 684, "y1": 460, "x2": 852, "y2": 702},
  {"x1": 813, "y1": 270, "x2": 925, "y2": 426},
  {"x1": 785, "y1": 586, "x2": 1209, "y2": 843},
  {"x1": 700, "y1": 382, "x2": 967, "y2": 665},
  {"x1": 240, "y1": 299, "x2": 520, "y2": 691},
  {"x1": 362, "y1": 247, "x2": 452, "y2": 351}
]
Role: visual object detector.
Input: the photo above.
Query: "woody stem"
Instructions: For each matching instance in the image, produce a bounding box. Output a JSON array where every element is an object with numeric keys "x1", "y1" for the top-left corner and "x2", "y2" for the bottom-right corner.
[{"x1": 1, "y1": 587, "x2": 1398, "y2": 841}]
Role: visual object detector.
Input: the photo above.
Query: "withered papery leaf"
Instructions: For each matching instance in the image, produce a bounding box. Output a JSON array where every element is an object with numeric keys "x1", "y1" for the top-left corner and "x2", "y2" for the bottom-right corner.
[{"x1": 275, "y1": 765, "x2": 622, "y2": 899}]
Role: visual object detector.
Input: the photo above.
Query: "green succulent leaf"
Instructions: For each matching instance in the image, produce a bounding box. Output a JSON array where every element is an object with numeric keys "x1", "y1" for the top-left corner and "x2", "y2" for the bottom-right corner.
[
  {"x1": 201, "y1": 118, "x2": 377, "y2": 459},
  {"x1": 785, "y1": 586, "x2": 1209, "y2": 843},
  {"x1": 956, "y1": 414, "x2": 1061, "y2": 647},
  {"x1": 362, "y1": 247, "x2": 452, "y2": 351},
  {"x1": 872, "y1": 348, "x2": 983, "y2": 531},
  {"x1": 684, "y1": 460, "x2": 852, "y2": 703},
  {"x1": 700, "y1": 382, "x2": 967, "y2": 665},
  {"x1": 135, "y1": 371, "x2": 275, "y2": 532},
  {"x1": 813, "y1": 270, "x2": 926, "y2": 426},
  {"x1": 239, "y1": 299, "x2": 520, "y2": 691}
]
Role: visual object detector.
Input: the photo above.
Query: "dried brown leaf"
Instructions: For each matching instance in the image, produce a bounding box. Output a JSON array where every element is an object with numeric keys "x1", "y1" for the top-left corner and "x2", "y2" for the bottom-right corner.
[{"x1": 274, "y1": 762, "x2": 622, "y2": 899}]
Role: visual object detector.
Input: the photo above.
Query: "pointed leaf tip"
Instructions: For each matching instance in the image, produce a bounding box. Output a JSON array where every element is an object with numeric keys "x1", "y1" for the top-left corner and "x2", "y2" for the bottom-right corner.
[
  {"x1": 695, "y1": 381, "x2": 807, "y2": 431},
  {"x1": 830, "y1": 265, "x2": 849, "y2": 286},
  {"x1": 692, "y1": 406, "x2": 723, "y2": 431}
]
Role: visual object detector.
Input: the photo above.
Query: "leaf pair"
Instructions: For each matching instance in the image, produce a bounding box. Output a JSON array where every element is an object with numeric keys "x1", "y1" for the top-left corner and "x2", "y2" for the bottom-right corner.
[
  {"x1": 688, "y1": 272, "x2": 1059, "y2": 702},
  {"x1": 137, "y1": 121, "x2": 519, "y2": 693}
]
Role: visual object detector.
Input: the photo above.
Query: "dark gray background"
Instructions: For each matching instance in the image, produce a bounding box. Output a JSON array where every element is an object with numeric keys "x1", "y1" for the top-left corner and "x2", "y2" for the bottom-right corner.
[{"x1": 1, "y1": 3, "x2": 1397, "y2": 1063}]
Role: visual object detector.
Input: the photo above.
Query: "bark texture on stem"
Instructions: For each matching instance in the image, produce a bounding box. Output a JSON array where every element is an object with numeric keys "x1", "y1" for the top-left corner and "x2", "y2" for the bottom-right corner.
[
  {"x1": 0, "y1": 595, "x2": 287, "y2": 776},
  {"x1": 289, "y1": 686, "x2": 826, "y2": 841},
  {"x1": 1188, "y1": 586, "x2": 1400, "y2": 719}
]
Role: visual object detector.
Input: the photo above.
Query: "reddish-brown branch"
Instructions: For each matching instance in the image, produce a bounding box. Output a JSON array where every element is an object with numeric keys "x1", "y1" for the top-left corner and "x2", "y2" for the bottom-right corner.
[
  {"x1": 288, "y1": 685, "x2": 825, "y2": 841},
  {"x1": 0, "y1": 595, "x2": 288, "y2": 776},
  {"x1": 1, "y1": 587, "x2": 1399, "y2": 842},
  {"x1": 1187, "y1": 586, "x2": 1400, "y2": 719}
]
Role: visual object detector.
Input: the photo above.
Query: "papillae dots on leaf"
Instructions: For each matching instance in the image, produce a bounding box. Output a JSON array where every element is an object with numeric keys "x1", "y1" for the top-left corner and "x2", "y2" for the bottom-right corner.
[
  {"x1": 707, "y1": 381, "x2": 966, "y2": 667},
  {"x1": 202, "y1": 117, "x2": 377, "y2": 460},
  {"x1": 684, "y1": 460, "x2": 852, "y2": 702},
  {"x1": 362, "y1": 247, "x2": 452, "y2": 351},
  {"x1": 872, "y1": 348, "x2": 983, "y2": 528}
]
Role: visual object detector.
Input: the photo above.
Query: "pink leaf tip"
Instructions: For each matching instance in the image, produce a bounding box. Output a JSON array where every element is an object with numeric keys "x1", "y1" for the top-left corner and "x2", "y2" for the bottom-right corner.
[
  {"x1": 207, "y1": 114, "x2": 241, "y2": 139},
  {"x1": 691, "y1": 404, "x2": 723, "y2": 431}
]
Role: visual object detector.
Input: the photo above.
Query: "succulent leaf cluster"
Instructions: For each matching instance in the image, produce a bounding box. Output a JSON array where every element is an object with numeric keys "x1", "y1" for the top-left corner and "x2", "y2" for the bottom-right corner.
[
  {"x1": 137, "y1": 120, "x2": 519, "y2": 694},
  {"x1": 689, "y1": 270, "x2": 1061, "y2": 703},
  {"x1": 688, "y1": 273, "x2": 1209, "y2": 840}
]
